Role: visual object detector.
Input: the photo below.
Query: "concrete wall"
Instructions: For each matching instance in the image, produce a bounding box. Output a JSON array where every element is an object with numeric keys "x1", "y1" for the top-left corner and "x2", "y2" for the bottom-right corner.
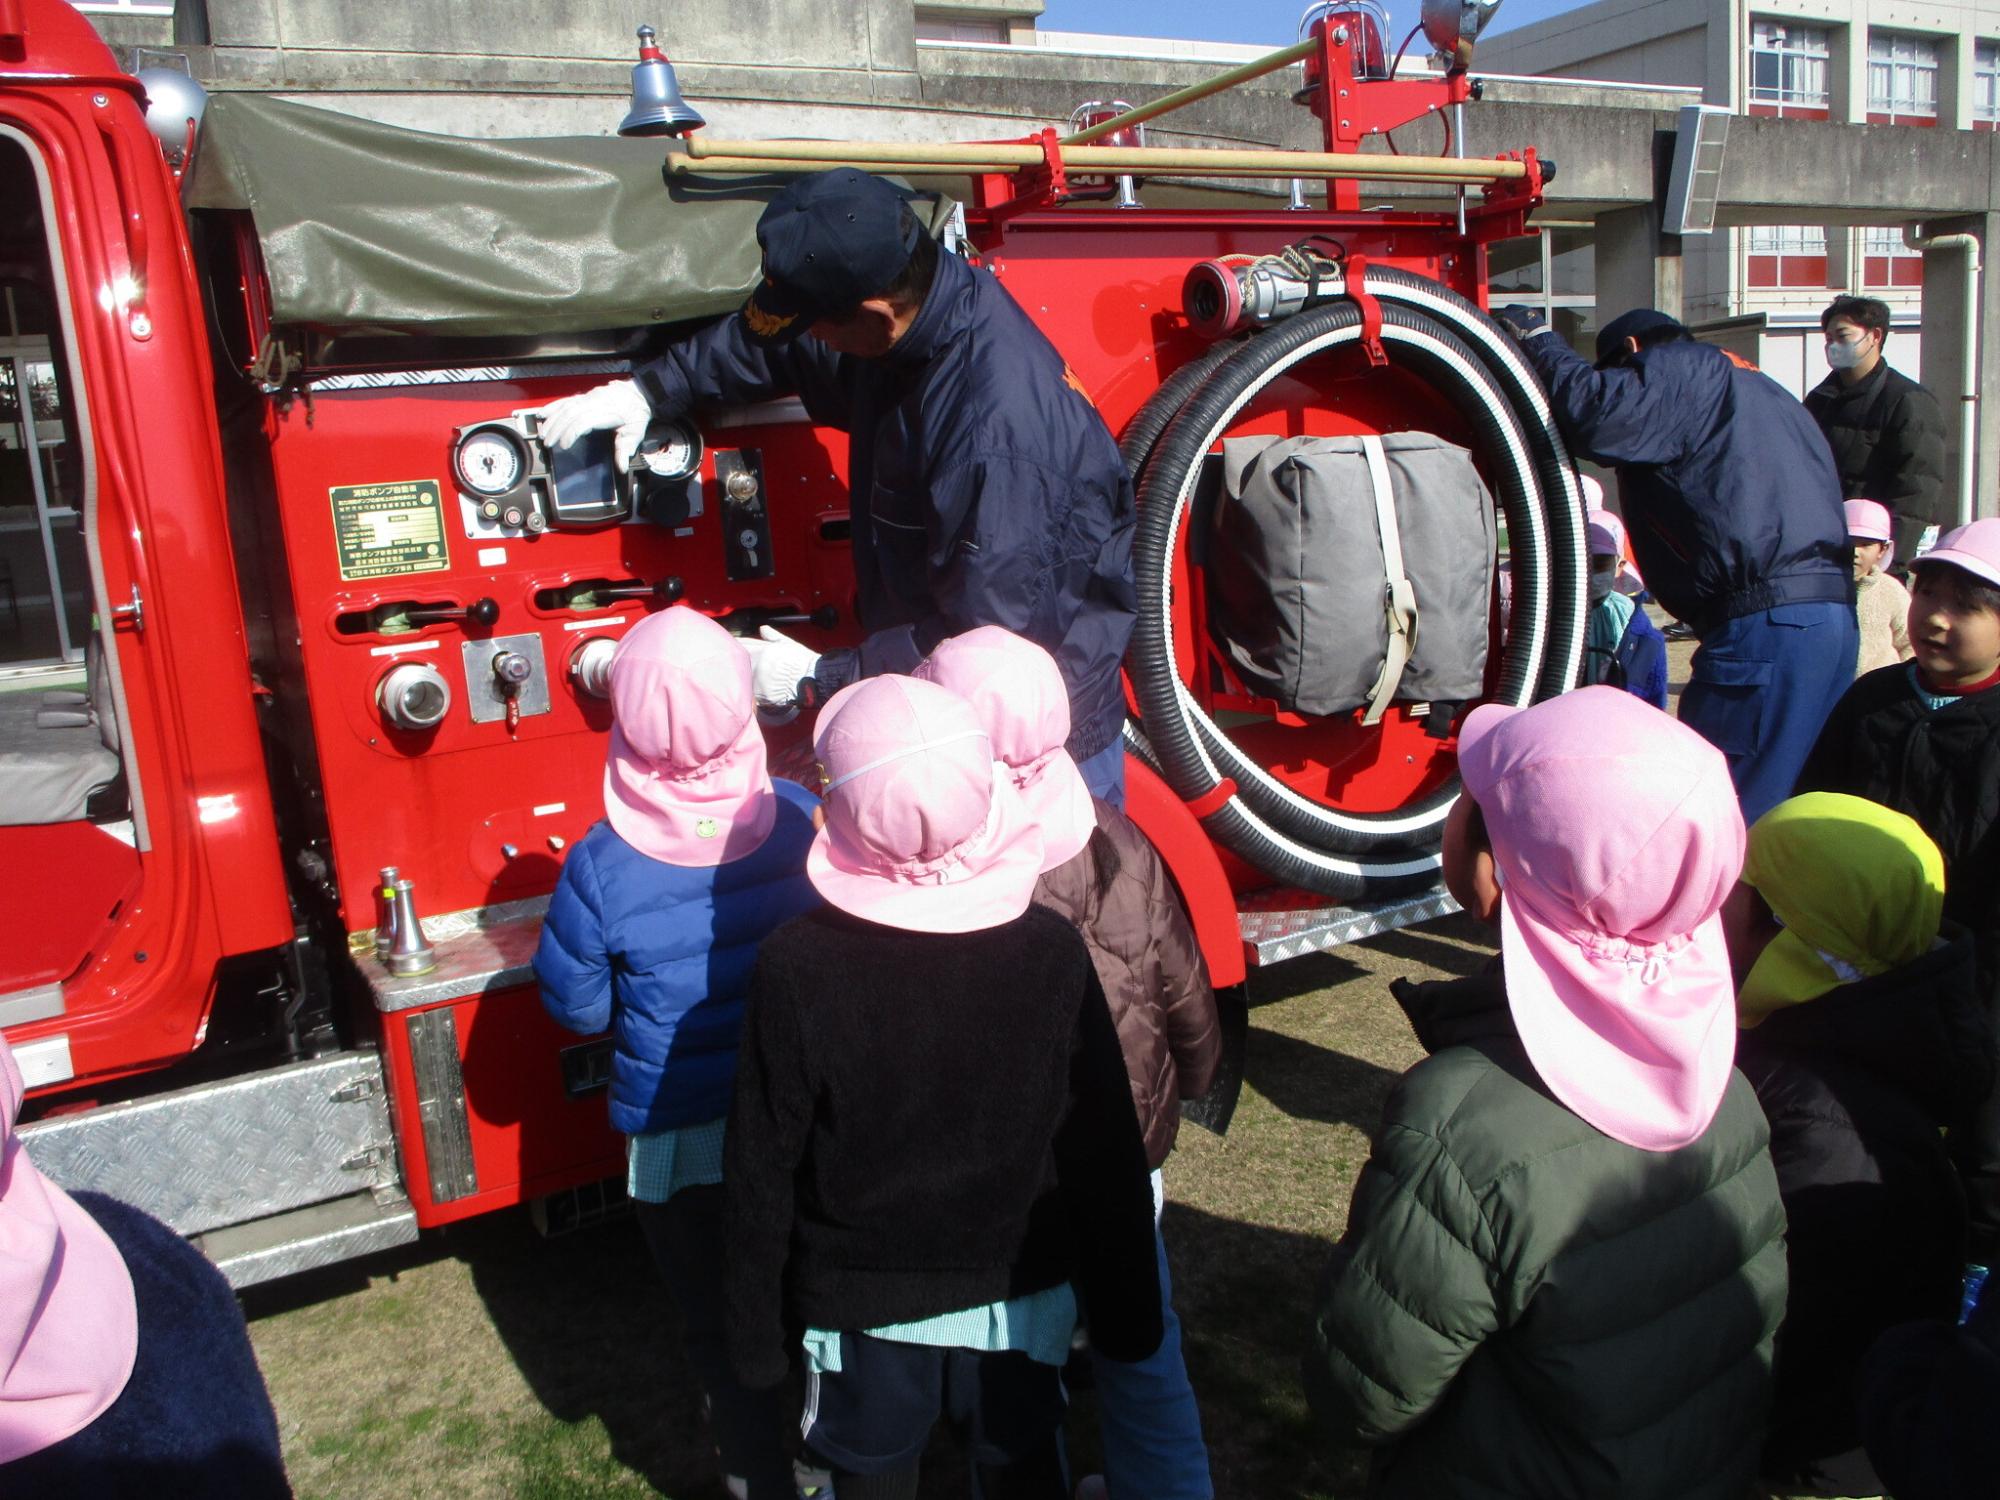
[{"x1": 73, "y1": 0, "x2": 2000, "y2": 517}]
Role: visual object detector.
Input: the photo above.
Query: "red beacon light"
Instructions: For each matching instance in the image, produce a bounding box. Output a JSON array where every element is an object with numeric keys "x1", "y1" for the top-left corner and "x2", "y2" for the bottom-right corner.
[{"x1": 1066, "y1": 100, "x2": 1145, "y2": 209}]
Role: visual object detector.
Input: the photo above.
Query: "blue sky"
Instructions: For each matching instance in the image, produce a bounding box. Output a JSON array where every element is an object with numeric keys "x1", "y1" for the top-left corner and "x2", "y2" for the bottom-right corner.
[{"x1": 1035, "y1": 0, "x2": 1582, "y2": 46}]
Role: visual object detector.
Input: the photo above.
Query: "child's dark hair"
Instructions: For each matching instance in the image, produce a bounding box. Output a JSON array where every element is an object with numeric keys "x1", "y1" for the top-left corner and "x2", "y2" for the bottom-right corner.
[{"x1": 1911, "y1": 557, "x2": 2000, "y2": 616}]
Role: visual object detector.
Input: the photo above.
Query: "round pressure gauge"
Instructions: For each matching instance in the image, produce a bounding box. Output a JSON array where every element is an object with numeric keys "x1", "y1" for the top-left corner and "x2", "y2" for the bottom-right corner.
[
  {"x1": 637, "y1": 418, "x2": 703, "y2": 482},
  {"x1": 455, "y1": 425, "x2": 527, "y2": 497}
]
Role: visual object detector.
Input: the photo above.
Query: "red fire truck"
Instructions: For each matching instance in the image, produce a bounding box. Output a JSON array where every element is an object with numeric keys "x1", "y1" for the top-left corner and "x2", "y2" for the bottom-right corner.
[{"x1": 0, "y1": 0, "x2": 1584, "y2": 1284}]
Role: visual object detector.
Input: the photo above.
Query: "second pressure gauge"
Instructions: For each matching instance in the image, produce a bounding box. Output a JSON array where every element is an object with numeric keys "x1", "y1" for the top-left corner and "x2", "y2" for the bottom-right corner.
[{"x1": 637, "y1": 417, "x2": 703, "y2": 483}]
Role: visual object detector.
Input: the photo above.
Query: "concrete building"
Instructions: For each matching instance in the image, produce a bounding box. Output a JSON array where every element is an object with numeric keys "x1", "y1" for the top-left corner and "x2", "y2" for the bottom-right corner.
[
  {"x1": 62, "y1": 0, "x2": 1998, "y2": 521},
  {"x1": 1481, "y1": 0, "x2": 2000, "y2": 370}
]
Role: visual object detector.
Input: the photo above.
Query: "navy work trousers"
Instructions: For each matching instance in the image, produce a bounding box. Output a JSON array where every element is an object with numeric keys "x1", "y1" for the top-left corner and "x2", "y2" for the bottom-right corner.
[{"x1": 1680, "y1": 601, "x2": 1857, "y2": 826}]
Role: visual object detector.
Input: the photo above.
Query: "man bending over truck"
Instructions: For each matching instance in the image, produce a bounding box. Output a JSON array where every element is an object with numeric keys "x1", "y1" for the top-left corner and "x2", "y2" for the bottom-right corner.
[
  {"x1": 537, "y1": 169, "x2": 1139, "y2": 804},
  {"x1": 1498, "y1": 305, "x2": 1856, "y2": 824}
]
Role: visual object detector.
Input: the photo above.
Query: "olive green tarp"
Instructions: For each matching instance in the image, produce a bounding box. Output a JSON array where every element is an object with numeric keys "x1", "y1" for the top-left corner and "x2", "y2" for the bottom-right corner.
[{"x1": 185, "y1": 94, "x2": 954, "y2": 339}]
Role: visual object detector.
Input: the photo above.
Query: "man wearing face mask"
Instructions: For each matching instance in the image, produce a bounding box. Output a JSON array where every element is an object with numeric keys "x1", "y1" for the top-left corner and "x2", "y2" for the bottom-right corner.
[
  {"x1": 534, "y1": 169, "x2": 1138, "y2": 803},
  {"x1": 1497, "y1": 304, "x2": 1855, "y2": 823},
  {"x1": 1804, "y1": 296, "x2": 1946, "y2": 562}
]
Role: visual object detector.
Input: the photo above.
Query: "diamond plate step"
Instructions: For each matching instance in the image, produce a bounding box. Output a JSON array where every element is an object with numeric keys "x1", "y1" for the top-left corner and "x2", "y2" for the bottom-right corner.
[
  {"x1": 1238, "y1": 886, "x2": 1463, "y2": 966},
  {"x1": 18, "y1": 1052, "x2": 399, "y2": 1236},
  {"x1": 195, "y1": 1189, "x2": 419, "y2": 1289}
]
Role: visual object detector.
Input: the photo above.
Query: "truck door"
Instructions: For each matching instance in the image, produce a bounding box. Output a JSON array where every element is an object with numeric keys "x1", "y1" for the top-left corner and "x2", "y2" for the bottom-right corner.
[
  {"x1": 0, "y1": 62, "x2": 292, "y2": 1095},
  {"x1": 0, "y1": 131, "x2": 144, "y2": 1077}
]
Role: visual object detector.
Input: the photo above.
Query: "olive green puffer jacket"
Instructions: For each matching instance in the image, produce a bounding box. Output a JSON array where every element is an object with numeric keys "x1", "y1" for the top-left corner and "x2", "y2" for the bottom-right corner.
[{"x1": 1305, "y1": 967, "x2": 1788, "y2": 1500}]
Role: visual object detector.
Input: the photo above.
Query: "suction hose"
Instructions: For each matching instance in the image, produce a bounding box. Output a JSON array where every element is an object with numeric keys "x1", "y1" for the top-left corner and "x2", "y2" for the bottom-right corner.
[{"x1": 1123, "y1": 264, "x2": 1588, "y2": 899}]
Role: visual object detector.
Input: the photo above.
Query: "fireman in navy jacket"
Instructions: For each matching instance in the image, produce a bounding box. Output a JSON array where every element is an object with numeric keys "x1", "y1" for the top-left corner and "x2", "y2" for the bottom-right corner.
[
  {"x1": 1500, "y1": 306, "x2": 1856, "y2": 823},
  {"x1": 539, "y1": 170, "x2": 1139, "y2": 802}
]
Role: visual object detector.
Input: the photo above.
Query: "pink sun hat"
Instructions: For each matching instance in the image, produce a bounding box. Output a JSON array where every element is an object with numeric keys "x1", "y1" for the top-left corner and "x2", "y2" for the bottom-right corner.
[
  {"x1": 1457, "y1": 686, "x2": 1746, "y2": 1152},
  {"x1": 0, "y1": 1039, "x2": 138, "y2": 1462},
  {"x1": 1844, "y1": 498, "x2": 1894, "y2": 546},
  {"x1": 913, "y1": 626, "x2": 1096, "y2": 873},
  {"x1": 807, "y1": 674, "x2": 1046, "y2": 934},
  {"x1": 602, "y1": 607, "x2": 778, "y2": 868},
  {"x1": 1915, "y1": 517, "x2": 2000, "y2": 589}
]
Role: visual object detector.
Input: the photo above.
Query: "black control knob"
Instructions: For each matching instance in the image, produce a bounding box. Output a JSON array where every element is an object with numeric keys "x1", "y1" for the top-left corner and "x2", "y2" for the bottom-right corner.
[
  {"x1": 596, "y1": 576, "x2": 686, "y2": 607},
  {"x1": 405, "y1": 596, "x2": 500, "y2": 629}
]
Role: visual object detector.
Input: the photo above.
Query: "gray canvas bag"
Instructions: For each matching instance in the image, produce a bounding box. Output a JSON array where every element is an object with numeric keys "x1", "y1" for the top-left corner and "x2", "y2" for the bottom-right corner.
[{"x1": 1207, "y1": 432, "x2": 1496, "y2": 720}]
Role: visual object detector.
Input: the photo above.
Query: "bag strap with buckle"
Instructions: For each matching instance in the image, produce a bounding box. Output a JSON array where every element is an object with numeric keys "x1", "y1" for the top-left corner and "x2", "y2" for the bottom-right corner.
[{"x1": 1361, "y1": 435, "x2": 1418, "y2": 726}]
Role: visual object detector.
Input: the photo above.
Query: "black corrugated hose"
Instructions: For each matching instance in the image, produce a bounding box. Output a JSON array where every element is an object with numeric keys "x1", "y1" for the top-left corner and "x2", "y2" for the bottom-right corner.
[{"x1": 1121, "y1": 266, "x2": 1588, "y2": 899}]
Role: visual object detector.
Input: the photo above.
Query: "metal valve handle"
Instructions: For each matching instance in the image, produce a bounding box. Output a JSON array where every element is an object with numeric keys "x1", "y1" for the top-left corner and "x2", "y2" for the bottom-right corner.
[{"x1": 405, "y1": 596, "x2": 500, "y2": 628}]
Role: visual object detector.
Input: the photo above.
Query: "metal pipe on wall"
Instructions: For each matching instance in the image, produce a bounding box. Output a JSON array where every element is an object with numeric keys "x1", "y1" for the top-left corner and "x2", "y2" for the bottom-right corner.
[{"x1": 1905, "y1": 222, "x2": 1983, "y2": 530}]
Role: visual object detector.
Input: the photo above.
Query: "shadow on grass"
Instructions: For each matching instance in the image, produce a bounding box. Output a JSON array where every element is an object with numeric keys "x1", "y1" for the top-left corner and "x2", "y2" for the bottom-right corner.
[
  {"x1": 1244, "y1": 1029, "x2": 1402, "y2": 1131},
  {"x1": 1248, "y1": 951, "x2": 1368, "y2": 1008},
  {"x1": 455, "y1": 1210, "x2": 735, "y2": 1498},
  {"x1": 1165, "y1": 1201, "x2": 1371, "y2": 1500}
]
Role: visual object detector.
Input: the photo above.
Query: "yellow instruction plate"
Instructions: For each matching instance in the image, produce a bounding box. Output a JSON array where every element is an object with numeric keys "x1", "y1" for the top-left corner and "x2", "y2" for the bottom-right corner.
[{"x1": 331, "y1": 480, "x2": 451, "y2": 581}]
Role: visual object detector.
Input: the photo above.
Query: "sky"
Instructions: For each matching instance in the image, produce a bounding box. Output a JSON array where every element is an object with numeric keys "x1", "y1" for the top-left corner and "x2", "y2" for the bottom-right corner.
[{"x1": 1034, "y1": 0, "x2": 1584, "y2": 47}]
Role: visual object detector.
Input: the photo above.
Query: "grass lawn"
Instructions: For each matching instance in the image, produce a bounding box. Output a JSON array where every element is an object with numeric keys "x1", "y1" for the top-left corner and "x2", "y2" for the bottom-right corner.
[{"x1": 243, "y1": 913, "x2": 1497, "y2": 1499}]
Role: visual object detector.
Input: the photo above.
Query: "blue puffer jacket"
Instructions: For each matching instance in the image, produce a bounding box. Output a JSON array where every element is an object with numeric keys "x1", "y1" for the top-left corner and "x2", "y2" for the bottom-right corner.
[
  {"x1": 533, "y1": 779, "x2": 822, "y2": 1135},
  {"x1": 1524, "y1": 335, "x2": 1850, "y2": 635},
  {"x1": 636, "y1": 249, "x2": 1138, "y2": 760}
]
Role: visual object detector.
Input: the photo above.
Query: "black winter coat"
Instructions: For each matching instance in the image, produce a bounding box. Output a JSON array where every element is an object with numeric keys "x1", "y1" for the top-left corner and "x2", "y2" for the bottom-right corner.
[
  {"x1": 723, "y1": 905, "x2": 1160, "y2": 1390},
  {"x1": 1734, "y1": 924, "x2": 1991, "y2": 1496},
  {"x1": 1860, "y1": 1259, "x2": 2000, "y2": 1500},
  {"x1": 1796, "y1": 668, "x2": 2000, "y2": 1261},
  {"x1": 1805, "y1": 360, "x2": 1948, "y2": 558},
  {"x1": 637, "y1": 250, "x2": 1138, "y2": 759},
  {"x1": 1523, "y1": 333, "x2": 1850, "y2": 634},
  {"x1": 1795, "y1": 667, "x2": 2000, "y2": 975}
]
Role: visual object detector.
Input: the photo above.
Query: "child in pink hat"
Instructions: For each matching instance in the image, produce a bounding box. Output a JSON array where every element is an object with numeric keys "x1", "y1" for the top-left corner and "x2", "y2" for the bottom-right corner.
[
  {"x1": 1798, "y1": 514, "x2": 2000, "y2": 1263},
  {"x1": 0, "y1": 1038, "x2": 288, "y2": 1496},
  {"x1": 1583, "y1": 511, "x2": 1669, "y2": 708},
  {"x1": 1305, "y1": 686, "x2": 1787, "y2": 1500},
  {"x1": 918, "y1": 625, "x2": 1221, "y2": 1500},
  {"x1": 725, "y1": 674, "x2": 1161, "y2": 1499},
  {"x1": 534, "y1": 606, "x2": 822, "y2": 1500},
  {"x1": 1845, "y1": 498, "x2": 1914, "y2": 675}
]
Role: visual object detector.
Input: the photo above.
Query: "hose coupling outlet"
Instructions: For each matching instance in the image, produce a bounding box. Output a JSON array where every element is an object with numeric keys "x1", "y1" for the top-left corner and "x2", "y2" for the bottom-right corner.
[{"x1": 378, "y1": 661, "x2": 452, "y2": 732}]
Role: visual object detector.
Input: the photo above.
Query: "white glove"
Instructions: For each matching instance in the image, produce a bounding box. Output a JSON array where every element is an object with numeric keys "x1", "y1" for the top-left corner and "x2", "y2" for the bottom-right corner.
[
  {"x1": 534, "y1": 379, "x2": 654, "y2": 472},
  {"x1": 743, "y1": 626, "x2": 822, "y2": 720}
]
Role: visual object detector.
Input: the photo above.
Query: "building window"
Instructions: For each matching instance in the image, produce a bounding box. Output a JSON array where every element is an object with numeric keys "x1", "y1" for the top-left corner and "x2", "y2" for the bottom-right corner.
[
  {"x1": 1746, "y1": 224, "x2": 1830, "y2": 289},
  {"x1": 1749, "y1": 21, "x2": 1831, "y2": 119},
  {"x1": 1976, "y1": 40, "x2": 2000, "y2": 130},
  {"x1": 1863, "y1": 227, "x2": 1926, "y2": 289},
  {"x1": 915, "y1": 13, "x2": 1010, "y2": 43},
  {"x1": 1868, "y1": 32, "x2": 1939, "y2": 125}
]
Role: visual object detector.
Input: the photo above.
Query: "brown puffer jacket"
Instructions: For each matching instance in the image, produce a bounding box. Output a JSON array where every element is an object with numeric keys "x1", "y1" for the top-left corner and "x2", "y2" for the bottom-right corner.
[{"x1": 1034, "y1": 802, "x2": 1221, "y2": 1169}]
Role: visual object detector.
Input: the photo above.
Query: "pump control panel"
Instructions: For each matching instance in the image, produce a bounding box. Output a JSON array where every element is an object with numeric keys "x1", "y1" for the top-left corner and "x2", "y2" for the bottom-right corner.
[{"x1": 449, "y1": 411, "x2": 704, "y2": 535}]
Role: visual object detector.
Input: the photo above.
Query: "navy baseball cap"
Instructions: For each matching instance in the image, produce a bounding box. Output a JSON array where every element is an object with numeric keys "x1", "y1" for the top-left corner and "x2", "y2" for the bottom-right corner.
[
  {"x1": 1595, "y1": 308, "x2": 1685, "y2": 367},
  {"x1": 740, "y1": 169, "x2": 922, "y2": 346}
]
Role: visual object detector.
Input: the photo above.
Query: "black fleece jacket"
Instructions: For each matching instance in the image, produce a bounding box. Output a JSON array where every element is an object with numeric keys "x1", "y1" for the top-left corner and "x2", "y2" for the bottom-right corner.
[
  {"x1": 723, "y1": 904, "x2": 1161, "y2": 1389},
  {"x1": 1735, "y1": 924, "x2": 1993, "y2": 1496}
]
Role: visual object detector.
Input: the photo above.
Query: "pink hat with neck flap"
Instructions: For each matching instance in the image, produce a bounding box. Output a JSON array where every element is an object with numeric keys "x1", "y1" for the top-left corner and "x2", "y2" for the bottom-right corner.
[
  {"x1": 603, "y1": 607, "x2": 777, "y2": 867},
  {"x1": 914, "y1": 626, "x2": 1096, "y2": 873},
  {"x1": 0, "y1": 1039, "x2": 138, "y2": 1462},
  {"x1": 1457, "y1": 686, "x2": 1746, "y2": 1152},
  {"x1": 808, "y1": 674, "x2": 1046, "y2": 933}
]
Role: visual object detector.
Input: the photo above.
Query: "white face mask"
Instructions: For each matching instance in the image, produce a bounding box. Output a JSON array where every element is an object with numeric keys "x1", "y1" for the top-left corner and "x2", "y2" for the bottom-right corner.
[{"x1": 1826, "y1": 339, "x2": 1866, "y2": 372}]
